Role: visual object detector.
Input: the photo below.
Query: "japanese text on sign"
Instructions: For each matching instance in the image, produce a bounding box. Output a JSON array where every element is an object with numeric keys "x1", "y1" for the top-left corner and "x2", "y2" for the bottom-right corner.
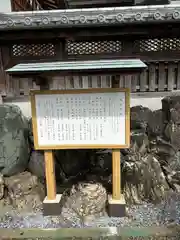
[{"x1": 32, "y1": 90, "x2": 129, "y2": 149}]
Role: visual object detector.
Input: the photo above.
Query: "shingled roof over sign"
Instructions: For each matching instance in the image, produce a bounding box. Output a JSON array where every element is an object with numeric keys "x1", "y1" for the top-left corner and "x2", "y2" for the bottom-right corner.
[{"x1": 1, "y1": 1, "x2": 180, "y2": 31}]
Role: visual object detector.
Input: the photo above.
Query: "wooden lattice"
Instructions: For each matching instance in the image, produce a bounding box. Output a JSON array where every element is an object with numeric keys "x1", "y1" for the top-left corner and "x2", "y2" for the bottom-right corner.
[
  {"x1": 136, "y1": 38, "x2": 180, "y2": 52},
  {"x1": 66, "y1": 40, "x2": 122, "y2": 55},
  {"x1": 12, "y1": 43, "x2": 56, "y2": 57}
]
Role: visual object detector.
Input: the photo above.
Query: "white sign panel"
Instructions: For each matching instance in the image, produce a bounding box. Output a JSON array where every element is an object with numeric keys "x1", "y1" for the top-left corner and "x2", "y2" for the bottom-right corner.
[{"x1": 32, "y1": 90, "x2": 129, "y2": 149}]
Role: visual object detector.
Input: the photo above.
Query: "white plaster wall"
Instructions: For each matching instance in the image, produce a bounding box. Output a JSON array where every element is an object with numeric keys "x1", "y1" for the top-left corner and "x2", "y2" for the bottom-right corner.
[
  {"x1": 1, "y1": 0, "x2": 12, "y2": 12},
  {"x1": 131, "y1": 97, "x2": 163, "y2": 110},
  {"x1": 4, "y1": 96, "x2": 163, "y2": 117}
]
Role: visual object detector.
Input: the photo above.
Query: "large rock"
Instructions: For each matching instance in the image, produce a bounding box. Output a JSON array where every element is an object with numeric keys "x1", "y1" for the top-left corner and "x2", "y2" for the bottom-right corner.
[
  {"x1": 27, "y1": 117, "x2": 34, "y2": 149},
  {"x1": 148, "y1": 109, "x2": 164, "y2": 137},
  {"x1": 164, "y1": 123, "x2": 180, "y2": 150},
  {"x1": 4, "y1": 171, "x2": 45, "y2": 212},
  {"x1": 60, "y1": 182, "x2": 107, "y2": 226},
  {"x1": 28, "y1": 150, "x2": 45, "y2": 180},
  {"x1": 162, "y1": 95, "x2": 180, "y2": 124},
  {"x1": 162, "y1": 96, "x2": 180, "y2": 150},
  {"x1": 0, "y1": 104, "x2": 30, "y2": 176},
  {"x1": 151, "y1": 137, "x2": 176, "y2": 163},
  {"x1": 122, "y1": 141, "x2": 170, "y2": 204},
  {"x1": 168, "y1": 151, "x2": 180, "y2": 171},
  {"x1": 162, "y1": 151, "x2": 180, "y2": 190},
  {"x1": 130, "y1": 106, "x2": 152, "y2": 130},
  {"x1": 131, "y1": 129, "x2": 149, "y2": 148},
  {"x1": 28, "y1": 150, "x2": 67, "y2": 183}
]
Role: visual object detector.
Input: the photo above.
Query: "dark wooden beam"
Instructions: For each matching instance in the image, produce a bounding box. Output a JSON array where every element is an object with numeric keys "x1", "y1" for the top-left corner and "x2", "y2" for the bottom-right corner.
[
  {"x1": 66, "y1": 0, "x2": 129, "y2": 8},
  {"x1": 66, "y1": 52, "x2": 180, "y2": 62},
  {"x1": 0, "y1": 23, "x2": 180, "y2": 42},
  {"x1": 56, "y1": 0, "x2": 66, "y2": 8},
  {"x1": 66, "y1": 0, "x2": 170, "y2": 8}
]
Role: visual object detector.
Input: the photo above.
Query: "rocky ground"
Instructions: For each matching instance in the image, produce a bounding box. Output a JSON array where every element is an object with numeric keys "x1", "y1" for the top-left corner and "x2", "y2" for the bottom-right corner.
[
  {"x1": 0, "y1": 191, "x2": 180, "y2": 229},
  {"x1": 1, "y1": 200, "x2": 180, "y2": 239},
  {"x1": 1, "y1": 96, "x2": 180, "y2": 238}
]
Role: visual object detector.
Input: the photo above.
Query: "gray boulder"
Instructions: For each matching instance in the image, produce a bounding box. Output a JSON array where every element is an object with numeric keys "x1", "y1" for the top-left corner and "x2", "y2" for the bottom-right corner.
[
  {"x1": 162, "y1": 96, "x2": 180, "y2": 150},
  {"x1": 162, "y1": 95, "x2": 180, "y2": 124},
  {"x1": 148, "y1": 109, "x2": 164, "y2": 137},
  {"x1": 150, "y1": 137, "x2": 176, "y2": 165},
  {"x1": 130, "y1": 106, "x2": 152, "y2": 130},
  {"x1": 164, "y1": 123, "x2": 180, "y2": 150},
  {"x1": 27, "y1": 117, "x2": 34, "y2": 149},
  {"x1": 28, "y1": 150, "x2": 45, "y2": 180},
  {"x1": 0, "y1": 104, "x2": 30, "y2": 176},
  {"x1": 28, "y1": 150, "x2": 67, "y2": 183}
]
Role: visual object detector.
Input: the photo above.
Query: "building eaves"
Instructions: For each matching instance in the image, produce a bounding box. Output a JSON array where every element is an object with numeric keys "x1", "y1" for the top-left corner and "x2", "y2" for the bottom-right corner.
[{"x1": 1, "y1": 4, "x2": 180, "y2": 31}]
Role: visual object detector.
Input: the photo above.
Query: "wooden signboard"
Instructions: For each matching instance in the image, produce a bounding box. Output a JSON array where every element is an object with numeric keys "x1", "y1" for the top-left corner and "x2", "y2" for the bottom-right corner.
[
  {"x1": 30, "y1": 88, "x2": 130, "y2": 150},
  {"x1": 30, "y1": 88, "x2": 130, "y2": 210}
]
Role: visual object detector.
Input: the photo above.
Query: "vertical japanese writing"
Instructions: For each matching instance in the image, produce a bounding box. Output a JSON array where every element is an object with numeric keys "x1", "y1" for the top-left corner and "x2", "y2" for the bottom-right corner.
[{"x1": 35, "y1": 91, "x2": 126, "y2": 147}]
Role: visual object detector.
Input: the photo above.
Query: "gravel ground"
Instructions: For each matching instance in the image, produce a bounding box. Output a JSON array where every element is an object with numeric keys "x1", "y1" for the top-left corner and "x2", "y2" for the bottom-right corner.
[{"x1": 0, "y1": 191, "x2": 180, "y2": 234}]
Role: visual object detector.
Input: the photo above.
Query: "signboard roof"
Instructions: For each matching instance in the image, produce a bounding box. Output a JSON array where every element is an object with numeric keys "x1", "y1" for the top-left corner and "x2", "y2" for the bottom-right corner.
[{"x1": 6, "y1": 59, "x2": 147, "y2": 75}]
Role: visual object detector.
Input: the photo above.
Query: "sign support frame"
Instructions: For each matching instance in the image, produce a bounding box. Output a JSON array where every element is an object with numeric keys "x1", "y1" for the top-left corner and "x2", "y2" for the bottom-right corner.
[{"x1": 44, "y1": 150, "x2": 56, "y2": 200}]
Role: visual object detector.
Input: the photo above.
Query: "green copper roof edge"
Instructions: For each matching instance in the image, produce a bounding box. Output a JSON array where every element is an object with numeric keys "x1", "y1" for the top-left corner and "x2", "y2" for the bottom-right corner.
[
  {"x1": 10, "y1": 59, "x2": 145, "y2": 65},
  {"x1": 6, "y1": 59, "x2": 147, "y2": 73}
]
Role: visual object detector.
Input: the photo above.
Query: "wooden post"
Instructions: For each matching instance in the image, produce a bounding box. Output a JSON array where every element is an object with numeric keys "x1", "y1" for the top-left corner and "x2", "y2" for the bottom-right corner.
[
  {"x1": 112, "y1": 149, "x2": 121, "y2": 200},
  {"x1": 112, "y1": 76, "x2": 121, "y2": 200},
  {"x1": 44, "y1": 150, "x2": 56, "y2": 200},
  {"x1": 108, "y1": 76, "x2": 129, "y2": 217}
]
